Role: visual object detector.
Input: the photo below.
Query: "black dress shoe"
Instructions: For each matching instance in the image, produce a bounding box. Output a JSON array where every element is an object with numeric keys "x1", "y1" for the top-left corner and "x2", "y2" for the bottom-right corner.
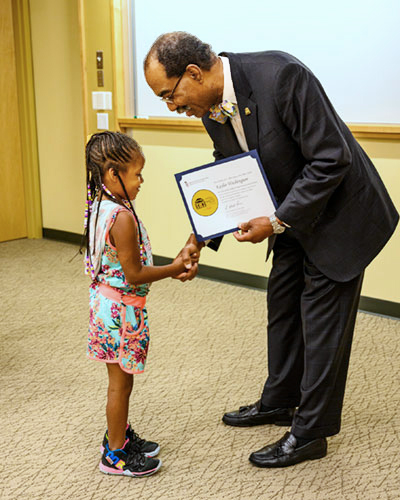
[
  {"x1": 249, "y1": 431, "x2": 327, "y2": 468},
  {"x1": 222, "y1": 400, "x2": 295, "y2": 427}
]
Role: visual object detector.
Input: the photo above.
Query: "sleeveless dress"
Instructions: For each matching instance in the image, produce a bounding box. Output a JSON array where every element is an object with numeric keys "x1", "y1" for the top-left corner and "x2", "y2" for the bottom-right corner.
[{"x1": 86, "y1": 199, "x2": 153, "y2": 374}]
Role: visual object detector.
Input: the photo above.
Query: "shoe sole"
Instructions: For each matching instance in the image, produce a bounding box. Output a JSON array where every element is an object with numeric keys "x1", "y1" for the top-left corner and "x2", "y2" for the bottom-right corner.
[
  {"x1": 100, "y1": 444, "x2": 160, "y2": 458},
  {"x1": 99, "y1": 458, "x2": 162, "y2": 477},
  {"x1": 222, "y1": 417, "x2": 292, "y2": 427}
]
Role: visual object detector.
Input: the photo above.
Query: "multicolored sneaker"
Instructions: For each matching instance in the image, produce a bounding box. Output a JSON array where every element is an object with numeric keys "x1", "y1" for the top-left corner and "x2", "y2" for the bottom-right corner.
[
  {"x1": 100, "y1": 424, "x2": 160, "y2": 458},
  {"x1": 99, "y1": 442, "x2": 162, "y2": 477}
]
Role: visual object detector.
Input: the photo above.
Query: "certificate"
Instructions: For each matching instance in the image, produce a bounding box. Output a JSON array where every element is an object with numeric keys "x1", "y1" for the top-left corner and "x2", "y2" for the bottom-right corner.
[{"x1": 175, "y1": 150, "x2": 277, "y2": 242}]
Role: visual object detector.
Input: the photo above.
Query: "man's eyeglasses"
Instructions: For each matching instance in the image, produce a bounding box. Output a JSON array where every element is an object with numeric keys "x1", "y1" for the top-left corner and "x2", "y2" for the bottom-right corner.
[{"x1": 160, "y1": 72, "x2": 185, "y2": 103}]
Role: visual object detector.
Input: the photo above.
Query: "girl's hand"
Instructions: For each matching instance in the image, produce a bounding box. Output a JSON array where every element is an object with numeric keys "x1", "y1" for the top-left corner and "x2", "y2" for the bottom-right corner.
[
  {"x1": 173, "y1": 238, "x2": 203, "y2": 281},
  {"x1": 170, "y1": 254, "x2": 192, "y2": 280},
  {"x1": 172, "y1": 262, "x2": 199, "y2": 281}
]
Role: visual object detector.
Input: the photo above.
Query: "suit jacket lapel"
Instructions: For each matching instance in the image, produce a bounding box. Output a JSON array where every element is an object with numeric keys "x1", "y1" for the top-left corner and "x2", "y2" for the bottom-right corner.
[
  {"x1": 203, "y1": 53, "x2": 259, "y2": 156},
  {"x1": 222, "y1": 51, "x2": 259, "y2": 152},
  {"x1": 237, "y1": 96, "x2": 258, "y2": 151}
]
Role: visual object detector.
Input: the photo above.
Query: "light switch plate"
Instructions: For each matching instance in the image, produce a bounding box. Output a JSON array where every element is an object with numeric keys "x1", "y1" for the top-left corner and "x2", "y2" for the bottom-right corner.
[
  {"x1": 92, "y1": 91, "x2": 112, "y2": 110},
  {"x1": 97, "y1": 113, "x2": 109, "y2": 130}
]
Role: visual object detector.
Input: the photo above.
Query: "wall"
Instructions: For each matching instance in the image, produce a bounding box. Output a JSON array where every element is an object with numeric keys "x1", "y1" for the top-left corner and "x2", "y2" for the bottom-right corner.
[
  {"x1": 28, "y1": 0, "x2": 399, "y2": 304},
  {"x1": 130, "y1": 128, "x2": 272, "y2": 277},
  {"x1": 131, "y1": 129, "x2": 400, "y2": 304},
  {"x1": 80, "y1": 0, "x2": 117, "y2": 135},
  {"x1": 355, "y1": 140, "x2": 400, "y2": 302},
  {"x1": 29, "y1": 0, "x2": 85, "y2": 234}
]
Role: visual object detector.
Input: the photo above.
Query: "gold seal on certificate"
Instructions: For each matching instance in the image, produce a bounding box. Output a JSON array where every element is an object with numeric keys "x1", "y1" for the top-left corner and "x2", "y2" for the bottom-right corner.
[
  {"x1": 175, "y1": 150, "x2": 277, "y2": 242},
  {"x1": 192, "y1": 189, "x2": 219, "y2": 216}
]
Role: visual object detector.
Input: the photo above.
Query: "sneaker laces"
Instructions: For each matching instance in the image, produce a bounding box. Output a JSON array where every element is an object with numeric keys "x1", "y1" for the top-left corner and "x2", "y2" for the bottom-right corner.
[
  {"x1": 125, "y1": 446, "x2": 147, "y2": 469},
  {"x1": 128, "y1": 428, "x2": 146, "y2": 448}
]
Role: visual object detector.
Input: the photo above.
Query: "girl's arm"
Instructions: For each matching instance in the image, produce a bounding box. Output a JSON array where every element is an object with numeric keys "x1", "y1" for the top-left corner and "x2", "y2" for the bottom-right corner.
[{"x1": 110, "y1": 210, "x2": 188, "y2": 285}]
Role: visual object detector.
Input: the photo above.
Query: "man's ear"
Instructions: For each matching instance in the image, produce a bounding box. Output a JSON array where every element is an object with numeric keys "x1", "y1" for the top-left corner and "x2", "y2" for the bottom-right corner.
[{"x1": 186, "y1": 64, "x2": 203, "y2": 82}]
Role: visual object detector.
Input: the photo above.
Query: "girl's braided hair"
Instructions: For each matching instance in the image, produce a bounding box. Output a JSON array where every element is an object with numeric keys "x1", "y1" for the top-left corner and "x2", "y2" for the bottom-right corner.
[{"x1": 81, "y1": 131, "x2": 143, "y2": 260}]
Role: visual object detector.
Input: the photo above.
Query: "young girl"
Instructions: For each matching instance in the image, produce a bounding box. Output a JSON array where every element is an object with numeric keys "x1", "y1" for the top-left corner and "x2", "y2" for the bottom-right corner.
[{"x1": 83, "y1": 131, "x2": 196, "y2": 477}]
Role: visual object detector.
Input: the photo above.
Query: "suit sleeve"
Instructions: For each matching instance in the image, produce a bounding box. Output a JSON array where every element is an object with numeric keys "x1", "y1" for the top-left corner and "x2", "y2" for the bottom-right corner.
[{"x1": 273, "y1": 63, "x2": 352, "y2": 233}]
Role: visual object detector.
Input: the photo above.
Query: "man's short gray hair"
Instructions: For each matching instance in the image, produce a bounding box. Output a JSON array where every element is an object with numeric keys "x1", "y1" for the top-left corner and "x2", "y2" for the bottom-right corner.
[{"x1": 144, "y1": 32, "x2": 217, "y2": 78}]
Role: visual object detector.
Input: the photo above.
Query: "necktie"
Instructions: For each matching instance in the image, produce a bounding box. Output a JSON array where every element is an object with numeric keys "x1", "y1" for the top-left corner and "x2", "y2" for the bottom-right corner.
[{"x1": 209, "y1": 100, "x2": 238, "y2": 124}]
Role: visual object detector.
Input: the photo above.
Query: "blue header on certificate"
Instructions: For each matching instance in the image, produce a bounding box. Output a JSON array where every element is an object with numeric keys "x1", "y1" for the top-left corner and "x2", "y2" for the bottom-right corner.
[{"x1": 175, "y1": 150, "x2": 277, "y2": 242}]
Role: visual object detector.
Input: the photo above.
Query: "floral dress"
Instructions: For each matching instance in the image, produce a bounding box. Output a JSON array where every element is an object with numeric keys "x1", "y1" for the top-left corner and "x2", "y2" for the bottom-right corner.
[{"x1": 86, "y1": 199, "x2": 152, "y2": 374}]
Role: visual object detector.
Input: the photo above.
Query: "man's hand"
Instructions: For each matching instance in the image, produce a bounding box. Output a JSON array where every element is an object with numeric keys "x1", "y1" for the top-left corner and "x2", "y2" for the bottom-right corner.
[
  {"x1": 233, "y1": 216, "x2": 274, "y2": 243},
  {"x1": 174, "y1": 234, "x2": 204, "y2": 281}
]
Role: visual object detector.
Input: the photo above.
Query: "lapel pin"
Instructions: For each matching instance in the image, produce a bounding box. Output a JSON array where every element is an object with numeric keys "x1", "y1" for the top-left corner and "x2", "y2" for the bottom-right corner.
[{"x1": 244, "y1": 107, "x2": 251, "y2": 116}]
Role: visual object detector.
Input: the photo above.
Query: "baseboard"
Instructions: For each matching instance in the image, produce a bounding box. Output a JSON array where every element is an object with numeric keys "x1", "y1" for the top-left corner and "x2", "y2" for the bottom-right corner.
[
  {"x1": 152, "y1": 255, "x2": 268, "y2": 290},
  {"x1": 43, "y1": 228, "x2": 400, "y2": 319},
  {"x1": 358, "y1": 296, "x2": 400, "y2": 319},
  {"x1": 43, "y1": 228, "x2": 82, "y2": 245}
]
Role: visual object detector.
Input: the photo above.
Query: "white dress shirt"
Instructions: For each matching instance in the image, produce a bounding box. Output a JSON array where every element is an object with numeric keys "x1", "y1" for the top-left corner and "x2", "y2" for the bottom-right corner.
[
  {"x1": 218, "y1": 57, "x2": 289, "y2": 230},
  {"x1": 220, "y1": 56, "x2": 249, "y2": 153}
]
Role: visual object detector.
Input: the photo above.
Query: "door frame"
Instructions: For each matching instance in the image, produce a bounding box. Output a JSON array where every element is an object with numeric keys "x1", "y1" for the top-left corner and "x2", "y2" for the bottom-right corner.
[{"x1": 12, "y1": 0, "x2": 42, "y2": 238}]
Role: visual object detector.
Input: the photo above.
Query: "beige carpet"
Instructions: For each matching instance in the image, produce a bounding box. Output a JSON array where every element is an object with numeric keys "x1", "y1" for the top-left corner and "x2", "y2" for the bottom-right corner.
[{"x1": 1, "y1": 238, "x2": 399, "y2": 500}]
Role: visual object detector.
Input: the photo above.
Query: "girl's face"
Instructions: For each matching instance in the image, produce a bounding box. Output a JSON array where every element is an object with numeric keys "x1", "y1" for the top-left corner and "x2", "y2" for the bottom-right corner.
[{"x1": 113, "y1": 154, "x2": 145, "y2": 200}]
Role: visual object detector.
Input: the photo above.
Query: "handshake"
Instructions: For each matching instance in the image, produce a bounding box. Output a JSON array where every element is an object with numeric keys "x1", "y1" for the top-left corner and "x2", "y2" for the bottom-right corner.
[
  {"x1": 172, "y1": 233, "x2": 205, "y2": 282},
  {"x1": 170, "y1": 216, "x2": 277, "y2": 281}
]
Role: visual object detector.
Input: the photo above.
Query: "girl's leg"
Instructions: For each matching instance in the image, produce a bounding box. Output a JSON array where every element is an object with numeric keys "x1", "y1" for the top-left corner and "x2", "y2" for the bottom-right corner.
[{"x1": 106, "y1": 363, "x2": 133, "y2": 450}]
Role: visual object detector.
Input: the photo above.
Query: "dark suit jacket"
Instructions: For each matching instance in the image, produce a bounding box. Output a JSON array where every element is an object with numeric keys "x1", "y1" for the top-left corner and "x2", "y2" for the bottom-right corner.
[{"x1": 202, "y1": 51, "x2": 399, "y2": 282}]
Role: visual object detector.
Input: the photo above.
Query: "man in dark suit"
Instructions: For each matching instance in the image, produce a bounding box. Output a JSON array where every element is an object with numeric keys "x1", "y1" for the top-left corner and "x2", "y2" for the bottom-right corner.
[{"x1": 144, "y1": 32, "x2": 399, "y2": 467}]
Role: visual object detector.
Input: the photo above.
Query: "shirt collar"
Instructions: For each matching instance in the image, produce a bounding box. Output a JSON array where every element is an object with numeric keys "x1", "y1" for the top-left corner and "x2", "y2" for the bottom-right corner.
[{"x1": 220, "y1": 56, "x2": 237, "y2": 105}]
